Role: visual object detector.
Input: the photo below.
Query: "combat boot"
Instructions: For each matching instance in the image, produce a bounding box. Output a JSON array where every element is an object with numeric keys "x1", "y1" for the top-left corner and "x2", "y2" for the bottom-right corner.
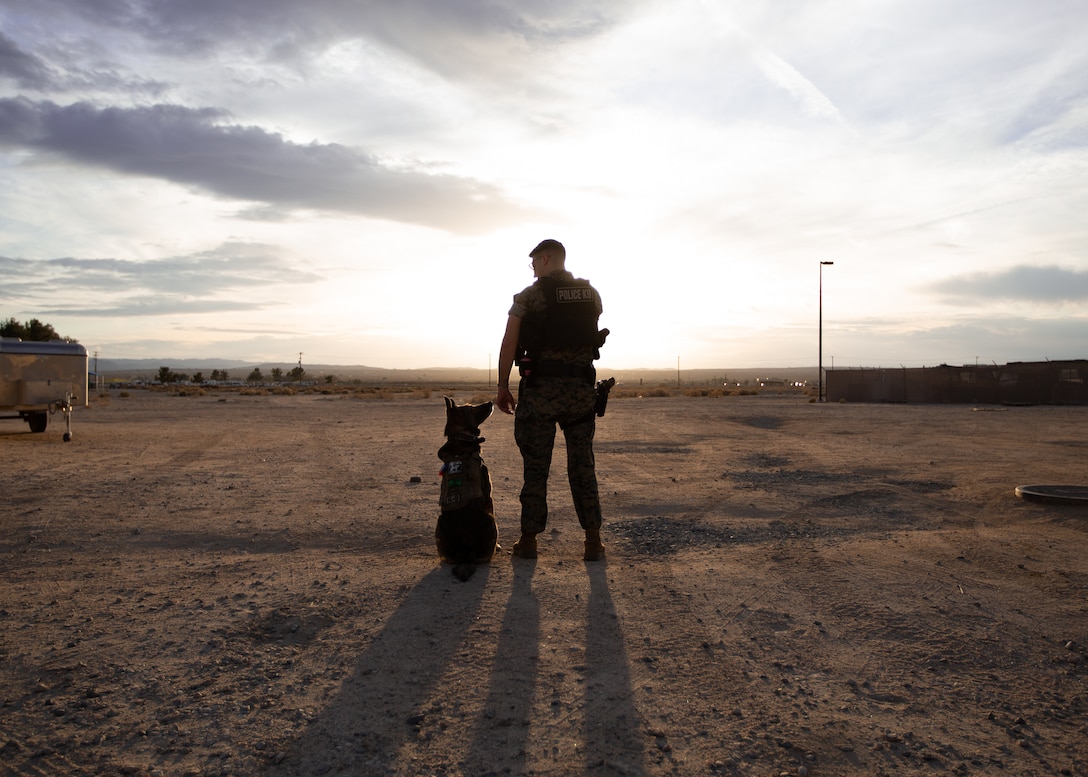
[
  {"x1": 584, "y1": 529, "x2": 605, "y2": 561},
  {"x1": 512, "y1": 533, "x2": 538, "y2": 559}
]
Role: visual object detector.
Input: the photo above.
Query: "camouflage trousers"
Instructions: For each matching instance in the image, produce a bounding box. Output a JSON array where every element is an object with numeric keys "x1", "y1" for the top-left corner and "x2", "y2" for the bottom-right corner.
[{"x1": 514, "y1": 376, "x2": 602, "y2": 534}]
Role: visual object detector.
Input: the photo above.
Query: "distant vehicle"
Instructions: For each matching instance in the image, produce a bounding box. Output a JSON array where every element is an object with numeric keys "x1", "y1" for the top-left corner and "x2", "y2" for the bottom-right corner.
[{"x1": 0, "y1": 338, "x2": 88, "y2": 441}]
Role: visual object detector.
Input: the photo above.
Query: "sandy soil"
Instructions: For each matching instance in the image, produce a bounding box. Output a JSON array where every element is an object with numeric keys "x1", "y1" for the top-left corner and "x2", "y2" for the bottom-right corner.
[{"x1": 1, "y1": 389, "x2": 1087, "y2": 777}]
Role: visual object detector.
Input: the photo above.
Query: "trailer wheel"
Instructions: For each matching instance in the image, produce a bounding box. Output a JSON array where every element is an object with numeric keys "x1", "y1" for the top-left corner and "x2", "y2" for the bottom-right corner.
[{"x1": 27, "y1": 412, "x2": 48, "y2": 433}]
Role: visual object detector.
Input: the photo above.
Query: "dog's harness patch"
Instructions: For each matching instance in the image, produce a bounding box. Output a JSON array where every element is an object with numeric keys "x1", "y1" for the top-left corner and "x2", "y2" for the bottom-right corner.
[{"x1": 440, "y1": 454, "x2": 485, "y2": 511}]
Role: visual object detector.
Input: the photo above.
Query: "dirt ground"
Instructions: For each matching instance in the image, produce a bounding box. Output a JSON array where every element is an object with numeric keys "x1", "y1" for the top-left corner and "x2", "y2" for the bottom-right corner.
[{"x1": 2, "y1": 388, "x2": 1087, "y2": 777}]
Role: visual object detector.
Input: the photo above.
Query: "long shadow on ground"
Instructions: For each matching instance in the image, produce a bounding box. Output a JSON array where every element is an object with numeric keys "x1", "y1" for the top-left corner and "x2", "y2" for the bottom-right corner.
[
  {"x1": 267, "y1": 566, "x2": 488, "y2": 776},
  {"x1": 584, "y1": 561, "x2": 646, "y2": 774},
  {"x1": 462, "y1": 561, "x2": 539, "y2": 770}
]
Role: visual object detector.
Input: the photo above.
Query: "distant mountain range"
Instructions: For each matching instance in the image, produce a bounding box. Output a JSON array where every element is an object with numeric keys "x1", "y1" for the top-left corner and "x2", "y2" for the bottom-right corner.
[{"x1": 96, "y1": 358, "x2": 819, "y2": 386}]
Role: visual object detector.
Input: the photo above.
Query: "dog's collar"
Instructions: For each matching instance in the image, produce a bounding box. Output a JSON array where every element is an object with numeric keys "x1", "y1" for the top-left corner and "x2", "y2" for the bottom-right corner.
[
  {"x1": 447, "y1": 432, "x2": 485, "y2": 444},
  {"x1": 438, "y1": 436, "x2": 484, "y2": 462}
]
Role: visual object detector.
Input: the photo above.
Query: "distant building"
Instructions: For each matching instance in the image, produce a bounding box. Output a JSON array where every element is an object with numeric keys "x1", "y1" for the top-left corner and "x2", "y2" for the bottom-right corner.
[{"x1": 826, "y1": 360, "x2": 1088, "y2": 405}]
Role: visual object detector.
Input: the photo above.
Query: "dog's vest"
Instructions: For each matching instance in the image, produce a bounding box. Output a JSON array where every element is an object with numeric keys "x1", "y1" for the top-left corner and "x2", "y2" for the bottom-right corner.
[{"x1": 439, "y1": 453, "x2": 486, "y2": 511}]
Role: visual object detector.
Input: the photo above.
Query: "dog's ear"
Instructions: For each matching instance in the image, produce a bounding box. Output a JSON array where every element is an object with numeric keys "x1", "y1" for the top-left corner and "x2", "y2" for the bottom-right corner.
[
  {"x1": 473, "y1": 401, "x2": 494, "y2": 426},
  {"x1": 444, "y1": 396, "x2": 455, "y2": 412}
]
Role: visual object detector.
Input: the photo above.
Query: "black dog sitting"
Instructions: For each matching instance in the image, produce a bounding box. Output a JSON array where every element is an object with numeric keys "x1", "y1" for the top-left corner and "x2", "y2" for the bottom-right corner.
[{"x1": 436, "y1": 397, "x2": 498, "y2": 581}]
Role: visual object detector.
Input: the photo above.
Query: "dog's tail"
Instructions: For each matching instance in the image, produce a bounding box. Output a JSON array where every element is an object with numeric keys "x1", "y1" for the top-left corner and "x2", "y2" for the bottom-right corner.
[{"x1": 452, "y1": 563, "x2": 478, "y2": 582}]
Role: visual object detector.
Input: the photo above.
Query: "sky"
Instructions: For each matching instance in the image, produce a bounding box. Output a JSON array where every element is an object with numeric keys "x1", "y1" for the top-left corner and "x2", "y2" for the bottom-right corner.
[{"x1": 1, "y1": 0, "x2": 1086, "y2": 371}]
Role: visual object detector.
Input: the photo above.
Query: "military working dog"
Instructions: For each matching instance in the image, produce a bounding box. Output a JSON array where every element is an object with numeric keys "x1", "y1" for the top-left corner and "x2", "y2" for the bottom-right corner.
[{"x1": 436, "y1": 397, "x2": 498, "y2": 581}]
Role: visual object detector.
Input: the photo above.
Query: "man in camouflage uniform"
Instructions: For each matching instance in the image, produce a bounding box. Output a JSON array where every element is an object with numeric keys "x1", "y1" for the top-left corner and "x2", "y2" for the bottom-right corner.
[{"x1": 495, "y1": 239, "x2": 607, "y2": 561}]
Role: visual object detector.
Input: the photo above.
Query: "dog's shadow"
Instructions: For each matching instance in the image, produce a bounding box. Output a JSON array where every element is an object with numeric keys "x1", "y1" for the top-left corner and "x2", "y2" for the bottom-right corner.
[{"x1": 267, "y1": 564, "x2": 490, "y2": 775}]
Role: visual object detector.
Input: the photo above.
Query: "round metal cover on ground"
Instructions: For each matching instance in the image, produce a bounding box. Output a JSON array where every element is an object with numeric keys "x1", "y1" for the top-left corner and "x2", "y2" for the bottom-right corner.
[{"x1": 1015, "y1": 485, "x2": 1088, "y2": 505}]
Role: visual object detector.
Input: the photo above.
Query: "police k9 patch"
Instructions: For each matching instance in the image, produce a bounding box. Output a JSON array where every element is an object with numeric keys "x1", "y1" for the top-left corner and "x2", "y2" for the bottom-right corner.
[{"x1": 556, "y1": 287, "x2": 594, "y2": 303}]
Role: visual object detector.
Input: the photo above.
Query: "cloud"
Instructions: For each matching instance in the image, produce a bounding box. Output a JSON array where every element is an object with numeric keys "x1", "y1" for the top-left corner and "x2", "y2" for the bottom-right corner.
[
  {"x1": 0, "y1": 242, "x2": 322, "y2": 316},
  {"x1": 927, "y1": 265, "x2": 1088, "y2": 305},
  {"x1": 0, "y1": 31, "x2": 53, "y2": 89},
  {"x1": 0, "y1": 24, "x2": 169, "y2": 96},
  {"x1": 11, "y1": 0, "x2": 635, "y2": 86},
  {"x1": 0, "y1": 97, "x2": 541, "y2": 232},
  {"x1": 798, "y1": 313, "x2": 1088, "y2": 369}
]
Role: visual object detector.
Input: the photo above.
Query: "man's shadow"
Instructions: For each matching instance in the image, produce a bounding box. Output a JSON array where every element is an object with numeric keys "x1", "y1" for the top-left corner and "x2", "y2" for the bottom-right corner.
[
  {"x1": 268, "y1": 565, "x2": 490, "y2": 776},
  {"x1": 583, "y1": 560, "x2": 646, "y2": 773}
]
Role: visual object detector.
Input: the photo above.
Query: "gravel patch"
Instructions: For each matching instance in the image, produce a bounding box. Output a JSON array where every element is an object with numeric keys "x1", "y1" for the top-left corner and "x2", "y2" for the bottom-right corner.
[{"x1": 610, "y1": 516, "x2": 857, "y2": 556}]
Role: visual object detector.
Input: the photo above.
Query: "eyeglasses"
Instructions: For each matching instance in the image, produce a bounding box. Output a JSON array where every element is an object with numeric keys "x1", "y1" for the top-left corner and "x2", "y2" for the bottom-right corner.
[{"x1": 528, "y1": 255, "x2": 547, "y2": 268}]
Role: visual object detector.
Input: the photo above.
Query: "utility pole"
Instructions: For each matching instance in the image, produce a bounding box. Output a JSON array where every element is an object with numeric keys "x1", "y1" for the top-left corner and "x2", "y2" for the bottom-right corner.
[{"x1": 819, "y1": 261, "x2": 834, "y2": 402}]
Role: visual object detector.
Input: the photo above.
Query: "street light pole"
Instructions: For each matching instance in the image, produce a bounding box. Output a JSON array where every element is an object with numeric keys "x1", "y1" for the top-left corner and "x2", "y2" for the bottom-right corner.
[{"x1": 819, "y1": 261, "x2": 834, "y2": 402}]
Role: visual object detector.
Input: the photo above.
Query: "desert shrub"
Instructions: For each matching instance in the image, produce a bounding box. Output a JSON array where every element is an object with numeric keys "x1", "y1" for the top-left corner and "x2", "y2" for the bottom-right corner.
[
  {"x1": 612, "y1": 386, "x2": 679, "y2": 398},
  {"x1": 119, "y1": 391, "x2": 130, "y2": 398},
  {"x1": 682, "y1": 388, "x2": 729, "y2": 398},
  {"x1": 349, "y1": 388, "x2": 394, "y2": 400}
]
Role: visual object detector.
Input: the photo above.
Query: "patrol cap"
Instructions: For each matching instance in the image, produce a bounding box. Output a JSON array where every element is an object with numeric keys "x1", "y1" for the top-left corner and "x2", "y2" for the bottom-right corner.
[{"x1": 529, "y1": 239, "x2": 565, "y2": 259}]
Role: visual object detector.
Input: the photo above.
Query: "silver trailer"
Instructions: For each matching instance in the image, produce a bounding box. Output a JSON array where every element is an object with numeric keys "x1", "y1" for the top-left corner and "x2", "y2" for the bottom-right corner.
[{"x1": 0, "y1": 338, "x2": 88, "y2": 441}]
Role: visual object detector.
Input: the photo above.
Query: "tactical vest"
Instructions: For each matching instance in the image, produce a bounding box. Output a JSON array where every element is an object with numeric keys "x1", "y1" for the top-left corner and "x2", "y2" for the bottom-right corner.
[
  {"x1": 518, "y1": 275, "x2": 600, "y2": 360},
  {"x1": 439, "y1": 453, "x2": 486, "y2": 511}
]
